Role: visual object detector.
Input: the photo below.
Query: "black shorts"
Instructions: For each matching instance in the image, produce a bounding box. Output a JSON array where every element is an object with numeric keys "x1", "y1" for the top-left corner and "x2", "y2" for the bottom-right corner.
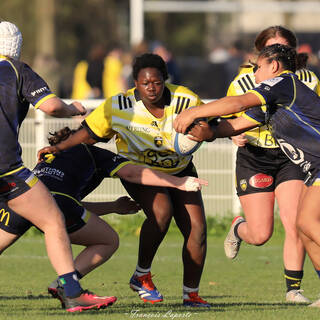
[
  {"x1": 0, "y1": 192, "x2": 90, "y2": 236},
  {"x1": 236, "y1": 144, "x2": 305, "y2": 196},
  {"x1": 174, "y1": 161, "x2": 198, "y2": 178},
  {"x1": 0, "y1": 167, "x2": 38, "y2": 202}
]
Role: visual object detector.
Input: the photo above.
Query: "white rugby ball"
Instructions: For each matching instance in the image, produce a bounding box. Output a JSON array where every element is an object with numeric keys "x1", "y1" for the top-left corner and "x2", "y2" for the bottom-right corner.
[{"x1": 174, "y1": 130, "x2": 202, "y2": 156}]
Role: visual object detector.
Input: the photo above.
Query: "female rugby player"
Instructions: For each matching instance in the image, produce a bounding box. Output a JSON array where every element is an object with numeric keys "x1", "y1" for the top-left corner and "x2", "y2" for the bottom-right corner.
[
  {"x1": 0, "y1": 126, "x2": 207, "y2": 309},
  {"x1": 221, "y1": 26, "x2": 319, "y2": 303},
  {"x1": 38, "y1": 53, "x2": 210, "y2": 307},
  {"x1": 174, "y1": 44, "x2": 320, "y2": 307},
  {"x1": 0, "y1": 21, "x2": 118, "y2": 312}
]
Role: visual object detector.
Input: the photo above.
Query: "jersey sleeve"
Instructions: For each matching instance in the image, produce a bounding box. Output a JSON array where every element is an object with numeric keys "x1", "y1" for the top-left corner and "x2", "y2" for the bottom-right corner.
[
  {"x1": 20, "y1": 63, "x2": 55, "y2": 108},
  {"x1": 90, "y1": 146, "x2": 132, "y2": 177},
  {"x1": 82, "y1": 97, "x2": 116, "y2": 141}
]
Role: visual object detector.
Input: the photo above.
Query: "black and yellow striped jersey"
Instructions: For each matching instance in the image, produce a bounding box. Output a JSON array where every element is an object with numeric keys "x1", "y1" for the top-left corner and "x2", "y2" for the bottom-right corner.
[
  {"x1": 83, "y1": 83, "x2": 203, "y2": 174},
  {"x1": 227, "y1": 64, "x2": 320, "y2": 148}
]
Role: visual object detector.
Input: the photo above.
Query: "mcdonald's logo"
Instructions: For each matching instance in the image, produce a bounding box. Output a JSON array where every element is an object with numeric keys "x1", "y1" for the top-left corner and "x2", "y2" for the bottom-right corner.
[{"x1": 0, "y1": 208, "x2": 10, "y2": 226}]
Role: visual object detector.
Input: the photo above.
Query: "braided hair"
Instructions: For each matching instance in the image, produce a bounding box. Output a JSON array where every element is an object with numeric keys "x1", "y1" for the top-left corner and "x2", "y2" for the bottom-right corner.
[
  {"x1": 48, "y1": 127, "x2": 77, "y2": 146},
  {"x1": 258, "y1": 44, "x2": 308, "y2": 73}
]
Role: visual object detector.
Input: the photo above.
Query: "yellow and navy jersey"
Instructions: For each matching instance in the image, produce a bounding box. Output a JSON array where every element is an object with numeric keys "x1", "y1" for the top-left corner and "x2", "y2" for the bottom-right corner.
[
  {"x1": 226, "y1": 65, "x2": 320, "y2": 148},
  {"x1": 33, "y1": 144, "x2": 131, "y2": 200},
  {"x1": 243, "y1": 72, "x2": 320, "y2": 183},
  {"x1": 0, "y1": 55, "x2": 56, "y2": 175},
  {"x1": 83, "y1": 83, "x2": 203, "y2": 174}
]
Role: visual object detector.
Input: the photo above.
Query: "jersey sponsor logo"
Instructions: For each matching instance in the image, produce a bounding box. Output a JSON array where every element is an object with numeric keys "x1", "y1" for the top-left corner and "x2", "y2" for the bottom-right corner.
[
  {"x1": 0, "y1": 182, "x2": 17, "y2": 194},
  {"x1": 33, "y1": 167, "x2": 64, "y2": 180},
  {"x1": 118, "y1": 96, "x2": 133, "y2": 110},
  {"x1": 112, "y1": 155, "x2": 125, "y2": 162},
  {"x1": 277, "y1": 138, "x2": 311, "y2": 173},
  {"x1": 261, "y1": 77, "x2": 283, "y2": 87},
  {"x1": 249, "y1": 173, "x2": 273, "y2": 189},
  {"x1": 31, "y1": 86, "x2": 49, "y2": 96},
  {"x1": 0, "y1": 208, "x2": 10, "y2": 226},
  {"x1": 126, "y1": 125, "x2": 151, "y2": 133},
  {"x1": 240, "y1": 179, "x2": 247, "y2": 191}
]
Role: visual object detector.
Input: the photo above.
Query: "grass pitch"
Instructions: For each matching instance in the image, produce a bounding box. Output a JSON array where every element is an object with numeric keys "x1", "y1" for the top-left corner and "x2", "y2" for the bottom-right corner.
[{"x1": 0, "y1": 227, "x2": 319, "y2": 320}]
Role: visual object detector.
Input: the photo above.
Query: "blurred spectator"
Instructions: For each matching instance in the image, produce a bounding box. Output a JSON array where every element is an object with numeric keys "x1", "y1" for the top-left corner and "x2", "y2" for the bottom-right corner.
[
  {"x1": 86, "y1": 44, "x2": 106, "y2": 98},
  {"x1": 208, "y1": 45, "x2": 229, "y2": 64},
  {"x1": 225, "y1": 40, "x2": 245, "y2": 85},
  {"x1": 103, "y1": 46, "x2": 125, "y2": 98},
  {"x1": 152, "y1": 42, "x2": 181, "y2": 85},
  {"x1": 71, "y1": 44, "x2": 106, "y2": 99},
  {"x1": 298, "y1": 43, "x2": 320, "y2": 79}
]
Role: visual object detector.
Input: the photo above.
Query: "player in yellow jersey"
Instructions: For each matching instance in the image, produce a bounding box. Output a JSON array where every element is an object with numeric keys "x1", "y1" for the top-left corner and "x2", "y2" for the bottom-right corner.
[
  {"x1": 38, "y1": 53, "x2": 210, "y2": 307},
  {"x1": 224, "y1": 26, "x2": 320, "y2": 303}
]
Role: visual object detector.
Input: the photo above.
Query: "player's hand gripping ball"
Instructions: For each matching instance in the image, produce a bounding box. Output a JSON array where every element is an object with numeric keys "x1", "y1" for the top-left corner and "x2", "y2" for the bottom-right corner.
[{"x1": 174, "y1": 118, "x2": 206, "y2": 156}]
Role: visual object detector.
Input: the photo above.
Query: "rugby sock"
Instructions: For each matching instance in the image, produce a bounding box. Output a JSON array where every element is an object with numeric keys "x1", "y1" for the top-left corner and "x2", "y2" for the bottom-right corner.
[
  {"x1": 183, "y1": 285, "x2": 198, "y2": 299},
  {"x1": 76, "y1": 269, "x2": 83, "y2": 280},
  {"x1": 134, "y1": 265, "x2": 151, "y2": 277},
  {"x1": 284, "y1": 269, "x2": 303, "y2": 292},
  {"x1": 315, "y1": 269, "x2": 320, "y2": 279},
  {"x1": 234, "y1": 221, "x2": 244, "y2": 240},
  {"x1": 59, "y1": 271, "x2": 82, "y2": 297}
]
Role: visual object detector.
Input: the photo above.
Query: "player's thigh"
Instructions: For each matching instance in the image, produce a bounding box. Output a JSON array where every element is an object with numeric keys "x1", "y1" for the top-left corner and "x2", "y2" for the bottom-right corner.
[
  {"x1": 275, "y1": 179, "x2": 303, "y2": 228},
  {"x1": 121, "y1": 179, "x2": 173, "y2": 222},
  {"x1": 297, "y1": 185, "x2": 320, "y2": 233},
  {"x1": 171, "y1": 188, "x2": 206, "y2": 238},
  {"x1": 0, "y1": 229, "x2": 20, "y2": 253},
  {"x1": 239, "y1": 192, "x2": 275, "y2": 235},
  {"x1": 6, "y1": 173, "x2": 64, "y2": 230},
  {"x1": 69, "y1": 212, "x2": 118, "y2": 246}
]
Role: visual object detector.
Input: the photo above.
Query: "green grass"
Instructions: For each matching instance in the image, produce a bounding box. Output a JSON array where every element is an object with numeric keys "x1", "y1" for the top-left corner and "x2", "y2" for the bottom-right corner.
[{"x1": 0, "y1": 216, "x2": 319, "y2": 319}]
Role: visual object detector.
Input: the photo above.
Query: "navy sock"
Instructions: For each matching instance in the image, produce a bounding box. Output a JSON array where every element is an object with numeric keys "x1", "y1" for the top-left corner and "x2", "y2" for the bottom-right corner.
[
  {"x1": 76, "y1": 269, "x2": 83, "y2": 280},
  {"x1": 59, "y1": 271, "x2": 82, "y2": 297},
  {"x1": 316, "y1": 269, "x2": 320, "y2": 279}
]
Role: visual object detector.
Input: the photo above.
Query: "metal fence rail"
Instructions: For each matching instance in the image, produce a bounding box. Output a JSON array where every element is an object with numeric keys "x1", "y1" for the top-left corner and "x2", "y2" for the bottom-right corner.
[{"x1": 20, "y1": 101, "x2": 240, "y2": 217}]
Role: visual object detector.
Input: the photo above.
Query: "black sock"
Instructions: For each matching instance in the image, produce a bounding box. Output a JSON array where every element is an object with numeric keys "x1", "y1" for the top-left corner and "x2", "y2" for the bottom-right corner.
[
  {"x1": 76, "y1": 269, "x2": 83, "y2": 280},
  {"x1": 284, "y1": 269, "x2": 303, "y2": 292},
  {"x1": 234, "y1": 222, "x2": 243, "y2": 240}
]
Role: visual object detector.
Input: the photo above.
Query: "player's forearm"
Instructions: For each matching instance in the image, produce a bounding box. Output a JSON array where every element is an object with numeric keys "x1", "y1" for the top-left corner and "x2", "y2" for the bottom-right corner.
[
  {"x1": 118, "y1": 164, "x2": 181, "y2": 188},
  {"x1": 81, "y1": 201, "x2": 116, "y2": 215}
]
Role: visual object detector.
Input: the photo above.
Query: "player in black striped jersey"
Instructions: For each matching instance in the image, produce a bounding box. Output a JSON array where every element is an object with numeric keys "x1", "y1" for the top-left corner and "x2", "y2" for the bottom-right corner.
[{"x1": 38, "y1": 53, "x2": 210, "y2": 307}]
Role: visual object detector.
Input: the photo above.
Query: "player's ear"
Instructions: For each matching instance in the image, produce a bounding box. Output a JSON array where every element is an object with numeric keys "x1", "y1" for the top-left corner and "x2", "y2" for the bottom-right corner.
[{"x1": 272, "y1": 60, "x2": 280, "y2": 73}]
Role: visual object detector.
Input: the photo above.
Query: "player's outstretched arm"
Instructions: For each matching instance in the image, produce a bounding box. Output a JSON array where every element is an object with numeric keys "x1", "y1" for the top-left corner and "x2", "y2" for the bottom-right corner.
[
  {"x1": 37, "y1": 127, "x2": 96, "y2": 161},
  {"x1": 38, "y1": 97, "x2": 86, "y2": 118},
  {"x1": 81, "y1": 196, "x2": 141, "y2": 216},
  {"x1": 117, "y1": 164, "x2": 208, "y2": 192}
]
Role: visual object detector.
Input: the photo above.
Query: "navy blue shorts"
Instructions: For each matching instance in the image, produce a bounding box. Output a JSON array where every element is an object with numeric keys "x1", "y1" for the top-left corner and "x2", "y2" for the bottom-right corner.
[
  {"x1": 0, "y1": 167, "x2": 38, "y2": 202},
  {"x1": 0, "y1": 192, "x2": 90, "y2": 236}
]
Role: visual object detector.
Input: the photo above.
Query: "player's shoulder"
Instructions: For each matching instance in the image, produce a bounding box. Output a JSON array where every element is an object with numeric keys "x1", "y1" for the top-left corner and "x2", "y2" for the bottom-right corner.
[
  {"x1": 166, "y1": 83, "x2": 200, "y2": 99},
  {"x1": 296, "y1": 68, "x2": 320, "y2": 83},
  {"x1": 228, "y1": 64, "x2": 256, "y2": 95}
]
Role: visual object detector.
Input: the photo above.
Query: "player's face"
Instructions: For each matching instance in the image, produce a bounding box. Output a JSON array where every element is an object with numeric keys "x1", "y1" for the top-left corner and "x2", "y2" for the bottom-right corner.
[
  {"x1": 254, "y1": 57, "x2": 278, "y2": 83},
  {"x1": 135, "y1": 68, "x2": 165, "y2": 105},
  {"x1": 265, "y1": 36, "x2": 289, "y2": 47}
]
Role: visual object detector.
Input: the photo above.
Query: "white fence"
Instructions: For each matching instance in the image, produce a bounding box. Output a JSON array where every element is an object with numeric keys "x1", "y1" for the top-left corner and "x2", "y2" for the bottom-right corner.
[{"x1": 21, "y1": 100, "x2": 240, "y2": 217}]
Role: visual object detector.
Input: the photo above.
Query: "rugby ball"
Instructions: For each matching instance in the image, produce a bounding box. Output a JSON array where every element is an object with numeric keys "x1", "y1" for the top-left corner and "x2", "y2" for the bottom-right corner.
[{"x1": 174, "y1": 130, "x2": 202, "y2": 156}]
